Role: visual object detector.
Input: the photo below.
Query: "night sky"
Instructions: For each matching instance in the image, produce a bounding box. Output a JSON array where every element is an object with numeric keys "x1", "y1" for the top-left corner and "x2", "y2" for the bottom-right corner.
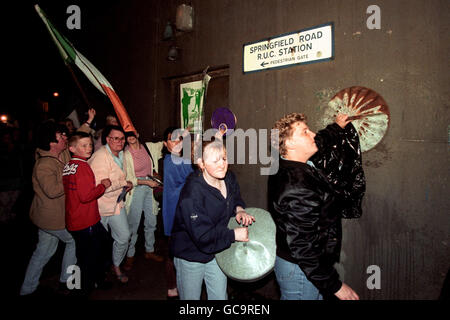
[{"x1": 3, "y1": 0, "x2": 118, "y2": 124}]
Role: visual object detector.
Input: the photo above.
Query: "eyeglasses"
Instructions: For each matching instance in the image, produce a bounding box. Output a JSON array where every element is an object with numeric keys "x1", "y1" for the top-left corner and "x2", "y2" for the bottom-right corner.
[{"x1": 108, "y1": 136, "x2": 125, "y2": 142}]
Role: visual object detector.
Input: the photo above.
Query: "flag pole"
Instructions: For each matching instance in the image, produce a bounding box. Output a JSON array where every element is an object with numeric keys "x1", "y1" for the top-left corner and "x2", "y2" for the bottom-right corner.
[
  {"x1": 35, "y1": 4, "x2": 136, "y2": 133},
  {"x1": 66, "y1": 62, "x2": 92, "y2": 109}
]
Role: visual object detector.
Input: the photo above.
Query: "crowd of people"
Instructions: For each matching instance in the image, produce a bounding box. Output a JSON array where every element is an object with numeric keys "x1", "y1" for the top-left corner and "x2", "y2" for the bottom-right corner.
[{"x1": 2, "y1": 106, "x2": 364, "y2": 300}]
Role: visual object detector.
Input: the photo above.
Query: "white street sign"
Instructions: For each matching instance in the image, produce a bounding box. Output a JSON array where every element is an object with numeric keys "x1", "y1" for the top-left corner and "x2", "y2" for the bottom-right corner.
[{"x1": 243, "y1": 22, "x2": 334, "y2": 73}]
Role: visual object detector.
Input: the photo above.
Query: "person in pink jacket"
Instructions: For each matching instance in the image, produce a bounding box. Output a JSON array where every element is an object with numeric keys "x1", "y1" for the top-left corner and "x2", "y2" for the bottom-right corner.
[{"x1": 89, "y1": 125, "x2": 133, "y2": 283}]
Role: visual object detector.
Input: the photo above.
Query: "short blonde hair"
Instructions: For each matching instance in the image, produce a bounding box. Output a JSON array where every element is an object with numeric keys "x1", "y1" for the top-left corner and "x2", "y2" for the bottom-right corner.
[
  {"x1": 192, "y1": 138, "x2": 226, "y2": 166},
  {"x1": 272, "y1": 112, "x2": 307, "y2": 156}
]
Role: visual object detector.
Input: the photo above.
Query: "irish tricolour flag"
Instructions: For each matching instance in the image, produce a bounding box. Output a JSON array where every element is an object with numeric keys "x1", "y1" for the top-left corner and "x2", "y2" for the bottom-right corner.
[{"x1": 35, "y1": 4, "x2": 136, "y2": 133}]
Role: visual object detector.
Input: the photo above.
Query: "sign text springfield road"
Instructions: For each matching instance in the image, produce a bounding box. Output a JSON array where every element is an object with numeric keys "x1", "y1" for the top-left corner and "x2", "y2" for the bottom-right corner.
[{"x1": 243, "y1": 22, "x2": 334, "y2": 73}]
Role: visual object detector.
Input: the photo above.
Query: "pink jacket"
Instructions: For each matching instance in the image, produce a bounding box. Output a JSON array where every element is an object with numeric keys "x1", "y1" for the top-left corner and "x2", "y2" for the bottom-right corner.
[{"x1": 88, "y1": 146, "x2": 128, "y2": 216}]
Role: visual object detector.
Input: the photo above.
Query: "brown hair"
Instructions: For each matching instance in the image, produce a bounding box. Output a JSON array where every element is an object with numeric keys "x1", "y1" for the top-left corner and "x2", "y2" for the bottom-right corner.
[
  {"x1": 68, "y1": 131, "x2": 91, "y2": 148},
  {"x1": 272, "y1": 112, "x2": 307, "y2": 156}
]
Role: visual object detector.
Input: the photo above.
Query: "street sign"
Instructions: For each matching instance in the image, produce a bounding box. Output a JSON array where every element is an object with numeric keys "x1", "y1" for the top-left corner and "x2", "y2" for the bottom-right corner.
[{"x1": 243, "y1": 22, "x2": 334, "y2": 73}]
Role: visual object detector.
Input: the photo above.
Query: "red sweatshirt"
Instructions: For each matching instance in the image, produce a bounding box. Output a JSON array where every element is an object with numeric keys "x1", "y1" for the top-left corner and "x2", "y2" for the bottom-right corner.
[{"x1": 63, "y1": 156, "x2": 105, "y2": 231}]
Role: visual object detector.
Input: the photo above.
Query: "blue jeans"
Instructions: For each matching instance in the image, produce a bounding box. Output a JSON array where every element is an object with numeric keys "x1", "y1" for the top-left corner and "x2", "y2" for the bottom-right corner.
[
  {"x1": 20, "y1": 228, "x2": 77, "y2": 295},
  {"x1": 174, "y1": 257, "x2": 227, "y2": 300},
  {"x1": 274, "y1": 256, "x2": 323, "y2": 300},
  {"x1": 126, "y1": 182, "x2": 156, "y2": 257},
  {"x1": 100, "y1": 208, "x2": 130, "y2": 267}
]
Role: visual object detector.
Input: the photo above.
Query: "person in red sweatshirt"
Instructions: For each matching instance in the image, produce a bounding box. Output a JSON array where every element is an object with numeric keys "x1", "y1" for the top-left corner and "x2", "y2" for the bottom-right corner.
[{"x1": 63, "y1": 131, "x2": 112, "y2": 296}]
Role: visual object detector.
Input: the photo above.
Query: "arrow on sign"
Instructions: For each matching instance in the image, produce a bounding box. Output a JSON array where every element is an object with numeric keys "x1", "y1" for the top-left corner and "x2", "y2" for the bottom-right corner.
[{"x1": 260, "y1": 61, "x2": 269, "y2": 67}]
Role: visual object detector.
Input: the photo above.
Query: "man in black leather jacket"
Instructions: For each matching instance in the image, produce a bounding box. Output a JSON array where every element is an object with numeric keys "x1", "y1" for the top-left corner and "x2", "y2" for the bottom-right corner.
[{"x1": 269, "y1": 112, "x2": 359, "y2": 300}]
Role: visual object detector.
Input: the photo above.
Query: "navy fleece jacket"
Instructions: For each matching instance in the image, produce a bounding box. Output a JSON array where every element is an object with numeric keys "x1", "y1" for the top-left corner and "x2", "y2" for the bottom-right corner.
[{"x1": 170, "y1": 170, "x2": 246, "y2": 263}]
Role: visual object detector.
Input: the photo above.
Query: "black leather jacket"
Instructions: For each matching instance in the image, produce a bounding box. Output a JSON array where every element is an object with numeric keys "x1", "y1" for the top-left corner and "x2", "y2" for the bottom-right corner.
[
  {"x1": 268, "y1": 158, "x2": 342, "y2": 296},
  {"x1": 312, "y1": 123, "x2": 366, "y2": 219},
  {"x1": 268, "y1": 122, "x2": 365, "y2": 296}
]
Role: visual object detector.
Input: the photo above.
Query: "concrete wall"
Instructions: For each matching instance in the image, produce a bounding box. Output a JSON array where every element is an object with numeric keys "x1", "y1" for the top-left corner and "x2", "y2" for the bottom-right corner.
[{"x1": 86, "y1": 0, "x2": 449, "y2": 299}]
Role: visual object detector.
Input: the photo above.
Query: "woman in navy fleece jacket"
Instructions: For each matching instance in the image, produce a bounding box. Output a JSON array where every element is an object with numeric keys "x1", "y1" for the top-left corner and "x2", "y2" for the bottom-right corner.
[{"x1": 170, "y1": 139, "x2": 255, "y2": 300}]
